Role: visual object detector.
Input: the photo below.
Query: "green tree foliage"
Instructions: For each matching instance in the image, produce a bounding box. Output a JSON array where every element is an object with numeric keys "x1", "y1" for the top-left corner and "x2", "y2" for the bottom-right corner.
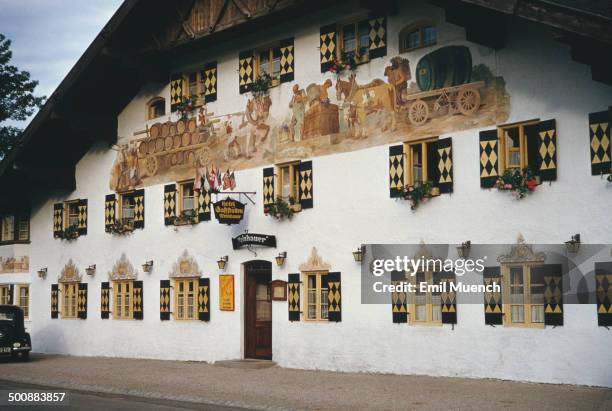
[{"x1": 0, "y1": 33, "x2": 45, "y2": 159}]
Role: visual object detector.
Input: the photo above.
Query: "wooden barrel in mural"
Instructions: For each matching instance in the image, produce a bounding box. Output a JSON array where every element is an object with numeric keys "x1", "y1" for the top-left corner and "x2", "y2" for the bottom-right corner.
[
  {"x1": 177, "y1": 119, "x2": 187, "y2": 134},
  {"x1": 160, "y1": 122, "x2": 170, "y2": 138},
  {"x1": 149, "y1": 123, "x2": 161, "y2": 139},
  {"x1": 188, "y1": 118, "x2": 197, "y2": 132},
  {"x1": 173, "y1": 134, "x2": 181, "y2": 149},
  {"x1": 155, "y1": 138, "x2": 164, "y2": 153},
  {"x1": 164, "y1": 136, "x2": 173, "y2": 151},
  {"x1": 416, "y1": 46, "x2": 472, "y2": 92}
]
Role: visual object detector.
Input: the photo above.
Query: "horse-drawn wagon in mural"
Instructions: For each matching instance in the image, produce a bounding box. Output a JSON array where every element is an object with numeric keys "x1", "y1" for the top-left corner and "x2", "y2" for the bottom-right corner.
[{"x1": 402, "y1": 45, "x2": 484, "y2": 126}]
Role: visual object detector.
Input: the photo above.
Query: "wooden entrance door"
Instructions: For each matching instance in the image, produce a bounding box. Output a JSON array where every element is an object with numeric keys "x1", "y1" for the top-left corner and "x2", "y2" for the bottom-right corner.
[{"x1": 244, "y1": 261, "x2": 272, "y2": 359}]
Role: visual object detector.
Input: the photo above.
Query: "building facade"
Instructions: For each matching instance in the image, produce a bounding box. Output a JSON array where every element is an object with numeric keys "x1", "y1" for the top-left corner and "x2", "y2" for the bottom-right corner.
[{"x1": 1, "y1": 0, "x2": 611, "y2": 387}]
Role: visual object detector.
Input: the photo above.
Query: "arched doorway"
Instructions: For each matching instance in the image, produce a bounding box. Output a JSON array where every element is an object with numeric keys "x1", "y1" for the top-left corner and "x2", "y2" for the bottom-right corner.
[{"x1": 244, "y1": 260, "x2": 272, "y2": 359}]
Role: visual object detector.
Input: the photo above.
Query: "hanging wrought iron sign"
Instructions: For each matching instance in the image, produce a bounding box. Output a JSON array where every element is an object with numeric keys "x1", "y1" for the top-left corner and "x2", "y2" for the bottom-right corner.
[
  {"x1": 232, "y1": 233, "x2": 277, "y2": 250},
  {"x1": 213, "y1": 197, "x2": 245, "y2": 225}
]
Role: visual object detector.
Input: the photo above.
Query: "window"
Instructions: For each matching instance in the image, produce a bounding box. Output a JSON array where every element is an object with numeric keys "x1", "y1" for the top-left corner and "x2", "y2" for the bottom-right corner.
[
  {"x1": 65, "y1": 201, "x2": 79, "y2": 230},
  {"x1": 1, "y1": 215, "x2": 14, "y2": 242},
  {"x1": 114, "y1": 280, "x2": 133, "y2": 320},
  {"x1": 503, "y1": 264, "x2": 545, "y2": 327},
  {"x1": 409, "y1": 271, "x2": 442, "y2": 325},
  {"x1": 174, "y1": 278, "x2": 198, "y2": 320},
  {"x1": 498, "y1": 120, "x2": 539, "y2": 173},
  {"x1": 118, "y1": 192, "x2": 135, "y2": 227},
  {"x1": 184, "y1": 69, "x2": 212, "y2": 103},
  {"x1": 18, "y1": 217, "x2": 29, "y2": 241},
  {"x1": 304, "y1": 272, "x2": 328, "y2": 321},
  {"x1": 255, "y1": 46, "x2": 281, "y2": 87},
  {"x1": 17, "y1": 285, "x2": 29, "y2": 318},
  {"x1": 179, "y1": 182, "x2": 195, "y2": 214},
  {"x1": 339, "y1": 19, "x2": 371, "y2": 63},
  {"x1": 1, "y1": 214, "x2": 29, "y2": 243},
  {"x1": 62, "y1": 283, "x2": 78, "y2": 319},
  {"x1": 403, "y1": 138, "x2": 440, "y2": 190},
  {"x1": 0, "y1": 285, "x2": 9, "y2": 305},
  {"x1": 147, "y1": 97, "x2": 166, "y2": 120},
  {"x1": 276, "y1": 162, "x2": 300, "y2": 209},
  {"x1": 399, "y1": 23, "x2": 437, "y2": 52}
]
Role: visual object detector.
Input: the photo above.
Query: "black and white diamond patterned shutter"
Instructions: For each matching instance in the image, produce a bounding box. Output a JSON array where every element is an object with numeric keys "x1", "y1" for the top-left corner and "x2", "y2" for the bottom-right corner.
[
  {"x1": 134, "y1": 189, "x2": 145, "y2": 229},
  {"x1": 440, "y1": 272, "x2": 457, "y2": 324},
  {"x1": 239, "y1": 50, "x2": 254, "y2": 94},
  {"x1": 160, "y1": 280, "x2": 171, "y2": 321},
  {"x1": 198, "y1": 277, "x2": 210, "y2": 322},
  {"x1": 164, "y1": 184, "x2": 177, "y2": 226},
  {"x1": 53, "y1": 203, "x2": 64, "y2": 238},
  {"x1": 7, "y1": 284, "x2": 14, "y2": 305},
  {"x1": 391, "y1": 271, "x2": 407, "y2": 323},
  {"x1": 77, "y1": 199, "x2": 88, "y2": 236},
  {"x1": 483, "y1": 266, "x2": 502, "y2": 325},
  {"x1": 197, "y1": 186, "x2": 211, "y2": 222},
  {"x1": 170, "y1": 73, "x2": 183, "y2": 112},
  {"x1": 368, "y1": 15, "x2": 387, "y2": 59},
  {"x1": 479, "y1": 129, "x2": 499, "y2": 188},
  {"x1": 298, "y1": 161, "x2": 313, "y2": 209},
  {"x1": 327, "y1": 272, "x2": 342, "y2": 322},
  {"x1": 589, "y1": 110, "x2": 611, "y2": 175},
  {"x1": 320, "y1": 24, "x2": 337, "y2": 73},
  {"x1": 203, "y1": 61, "x2": 217, "y2": 103},
  {"x1": 77, "y1": 283, "x2": 87, "y2": 319},
  {"x1": 279, "y1": 38, "x2": 295, "y2": 84},
  {"x1": 263, "y1": 167, "x2": 275, "y2": 208},
  {"x1": 105, "y1": 194, "x2": 116, "y2": 232},
  {"x1": 101, "y1": 282, "x2": 110, "y2": 319},
  {"x1": 288, "y1": 273, "x2": 300, "y2": 322},
  {"x1": 538, "y1": 119, "x2": 557, "y2": 181},
  {"x1": 51, "y1": 284, "x2": 59, "y2": 319},
  {"x1": 436, "y1": 138, "x2": 453, "y2": 193},
  {"x1": 595, "y1": 262, "x2": 612, "y2": 327},
  {"x1": 533, "y1": 265, "x2": 563, "y2": 326},
  {"x1": 389, "y1": 144, "x2": 404, "y2": 198},
  {"x1": 133, "y1": 280, "x2": 143, "y2": 320}
]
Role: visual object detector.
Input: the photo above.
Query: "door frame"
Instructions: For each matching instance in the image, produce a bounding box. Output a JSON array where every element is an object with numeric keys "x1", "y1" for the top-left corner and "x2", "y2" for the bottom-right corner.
[{"x1": 242, "y1": 260, "x2": 272, "y2": 360}]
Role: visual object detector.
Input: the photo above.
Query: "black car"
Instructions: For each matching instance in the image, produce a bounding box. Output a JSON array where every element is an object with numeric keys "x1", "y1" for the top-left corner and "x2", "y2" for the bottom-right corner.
[{"x1": 0, "y1": 305, "x2": 31, "y2": 361}]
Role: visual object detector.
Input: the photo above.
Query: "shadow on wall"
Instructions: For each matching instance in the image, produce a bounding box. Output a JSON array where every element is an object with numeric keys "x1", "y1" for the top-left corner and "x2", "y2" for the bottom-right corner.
[{"x1": 32, "y1": 324, "x2": 70, "y2": 354}]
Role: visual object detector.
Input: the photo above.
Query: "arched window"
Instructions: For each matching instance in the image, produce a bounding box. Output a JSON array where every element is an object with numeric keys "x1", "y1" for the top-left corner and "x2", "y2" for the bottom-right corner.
[
  {"x1": 147, "y1": 97, "x2": 166, "y2": 120},
  {"x1": 399, "y1": 22, "x2": 437, "y2": 53}
]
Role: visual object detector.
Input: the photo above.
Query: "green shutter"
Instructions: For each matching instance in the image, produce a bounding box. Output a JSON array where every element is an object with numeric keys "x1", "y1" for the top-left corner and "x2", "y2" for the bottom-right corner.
[
  {"x1": 164, "y1": 184, "x2": 177, "y2": 226},
  {"x1": 320, "y1": 24, "x2": 337, "y2": 73},
  {"x1": 279, "y1": 38, "x2": 295, "y2": 83},
  {"x1": 391, "y1": 271, "x2": 407, "y2": 323},
  {"x1": 160, "y1": 280, "x2": 171, "y2": 321},
  {"x1": 389, "y1": 144, "x2": 404, "y2": 198},
  {"x1": 483, "y1": 267, "x2": 502, "y2": 325},
  {"x1": 51, "y1": 284, "x2": 59, "y2": 319},
  {"x1": 589, "y1": 110, "x2": 611, "y2": 175},
  {"x1": 134, "y1": 189, "x2": 145, "y2": 229},
  {"x1": 239, "y1": 50, "x2": 254, "y2": 94},
  {"x1": 198, "y1": 278, "x2": 210, "y2": 322},
  {"x1": 479, "y1": 129, "x2": 499, "y2": 188},
  {"x1": 288, "y1": 273, "x2": 300, "y2": 322},
  {"x1": 133, "y1": 280, "x2": 143, "y2": 320},
  {"x1": 105, "y1": 194, "x2": 116, "y2": 232},
  {"x1": 77, "y1": 283, "x2": 88, "y2": 319},
  {"x1": 298, "y1": 161, "x2": 313, "y2": 209},
  {"x1": 327, "y1": 272, "x2": 342, "y2": 322},
  {"x1": 101, "y1": 282, "x2": 110, "y2": 319},
  {"x1": 595, "y1": 262, "x2": 612, "y2": 327},
  {"x1": 53, "y1": 203, "x2": 64, "y2": 238}
]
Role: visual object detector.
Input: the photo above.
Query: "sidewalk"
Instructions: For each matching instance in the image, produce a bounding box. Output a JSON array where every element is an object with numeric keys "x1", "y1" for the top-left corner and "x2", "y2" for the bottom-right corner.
[{"x1": 1, "y1": 354, "x2": 611, "y2": 410}]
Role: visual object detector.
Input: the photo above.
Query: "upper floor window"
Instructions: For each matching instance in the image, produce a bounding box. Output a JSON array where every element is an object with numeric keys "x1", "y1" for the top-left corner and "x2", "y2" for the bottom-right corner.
[
  {"x1": 180, "y1": 181, "x2": 195, "y2": 214},
  {"x1": 403, "y1": 138, "x2": 441, "y2": 194},
  {"x1": 400, "y1": 23, "x2": 437, "y2": 52},
  {"x1": 277, "y1": 162, "x2": 300, "y2": 209},
  {"x1": 1, "y1": 214, "x2": 29, "y2": 243},
  {"x1": 1, "y1": 215, "x2": 14, "y2": 242},
  {"x1": 147, "y1": 97, "x2": 166, "y2": 120},
  {"x1": 65, "y1": 201, "x2": 79, "y2": 230},
  {"x1": 339, "y1": 19, "x2": 371, "y2": 64},
  {"x1": 256, "y1": 46, "x2": 281, "y2": 87},
  {"x1": 53, "y1": 199, "x2": 87, "y2": 239},
  {"x1": 499, "y1": 121, "x2": 538, "y2": 172},
  {"x1": 119, "y1": 191, "x2": 136, "y2": 228}
]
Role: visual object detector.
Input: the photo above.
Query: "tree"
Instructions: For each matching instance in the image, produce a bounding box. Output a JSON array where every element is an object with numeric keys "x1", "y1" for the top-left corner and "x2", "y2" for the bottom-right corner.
[{"x1": 0, "y1": 33, "x2": 45, "y2": 159}]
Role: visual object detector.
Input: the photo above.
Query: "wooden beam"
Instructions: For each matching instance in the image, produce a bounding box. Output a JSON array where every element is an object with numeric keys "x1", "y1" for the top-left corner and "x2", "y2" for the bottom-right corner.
[{"x1": 232, "y1": 0, "x2": 252, "y2": 18}]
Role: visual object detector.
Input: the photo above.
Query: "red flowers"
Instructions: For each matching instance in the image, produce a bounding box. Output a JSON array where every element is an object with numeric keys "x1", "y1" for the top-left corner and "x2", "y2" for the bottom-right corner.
[
  {"x1": 526, "y1": 179, "x2": 538, "y2": 190},
  {"x1": 263, "y1": 207, "x2": 269, "y2": 215}
]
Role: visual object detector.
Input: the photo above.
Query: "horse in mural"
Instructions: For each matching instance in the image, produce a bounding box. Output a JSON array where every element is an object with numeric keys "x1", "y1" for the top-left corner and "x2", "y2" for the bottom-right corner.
[
  {"x1": 335, "y1": 74, "x2": 396, "y2": 137},
  {"x1": 220, "y1": 95, "x2": 272, "y2": 160}
]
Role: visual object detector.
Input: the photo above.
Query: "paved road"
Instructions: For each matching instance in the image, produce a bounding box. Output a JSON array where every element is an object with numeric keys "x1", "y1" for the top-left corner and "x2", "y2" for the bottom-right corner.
[{"x1": 0, "y1": 380, "x2": 248, "y2": 411}]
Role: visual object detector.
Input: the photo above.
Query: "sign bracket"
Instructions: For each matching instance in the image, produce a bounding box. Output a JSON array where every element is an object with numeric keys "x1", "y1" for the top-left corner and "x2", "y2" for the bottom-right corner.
[{"x1": 213, "y1": 191, "x2": 256, "y2": 205}]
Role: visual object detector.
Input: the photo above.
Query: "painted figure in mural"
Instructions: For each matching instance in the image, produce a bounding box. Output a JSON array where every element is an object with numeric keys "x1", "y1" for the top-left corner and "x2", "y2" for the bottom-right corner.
[
  {"x1": 306, "y1": 79, "x2": 333, "y2": 108},
  {"x1": 110, "y1": 143, "x2": 141, "y2": 191},
  {"x1": 288, "y1": 84, "x2": 306, "y2": 142},
  {"x1": 224, "y1": 115, "x2": 243, "y2": 160},
  {"x1": 384, "y1": 56, "x2": 411, "y2": 108},
  {"x1": 244, "y1": 95, "x2": 272, "y2": 157}
]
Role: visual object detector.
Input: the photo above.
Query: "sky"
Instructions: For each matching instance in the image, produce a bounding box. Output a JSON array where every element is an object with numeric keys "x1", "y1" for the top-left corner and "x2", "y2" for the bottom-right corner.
[{"x1": 0, "y1": 0, "x2": 124, "y2": 127}]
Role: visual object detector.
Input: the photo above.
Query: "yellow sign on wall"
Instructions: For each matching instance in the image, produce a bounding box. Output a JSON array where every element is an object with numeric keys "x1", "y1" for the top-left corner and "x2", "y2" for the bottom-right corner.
[{"x1": 219, "y1": 274, "x2": 235, "y2": 311}]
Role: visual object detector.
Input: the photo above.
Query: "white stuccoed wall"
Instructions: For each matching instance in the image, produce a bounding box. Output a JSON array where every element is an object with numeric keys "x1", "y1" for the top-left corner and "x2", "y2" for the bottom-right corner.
[{"x1": 26, "y1": 1, "x2": 612, "y2": 387}]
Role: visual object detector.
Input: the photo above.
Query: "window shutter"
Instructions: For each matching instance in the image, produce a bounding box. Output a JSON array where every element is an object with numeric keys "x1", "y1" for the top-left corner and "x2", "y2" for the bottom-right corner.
[
  {"x1": 77, "y1": 199, "x2": 88, "y2": 236},
  {"x1": 589, "y1": 110, "x2": 611, "y2": 175},
  {"x1": 203, "y1": 61, "x2": 217, "y2": 103},
  {"x1": 533, "y1": 264, "x2": 563, "y2": 326},
  {"x1": 160, "y1": 280, "x2": 171, "y2": 321},
  {"x1": 133, "y1": 280, "x2": 143, "y2": 320},
  {"x1": 101, "y1": 282, "x2": 110, "y2": 319},
  {"x1": 595, "y1": 262, "x2": 612, "y2": 327},
  {"x1": 389, "y1": 144, "x2": 404, "y2": 198},
  {"x1": 483, "y1": 266, "x2": 502, "y2": 325},
  {"x1": 368, "y1": 15, "x2": 387, "y2": 59},
  {"x1": 239, "y1": 50, "x2": 254, "y2": 94},
  {"x1": 170, "y1": 73, "x2": 184, "y2": 112},
  {"x1": 198, "y1": 277, "x2": 210, "y2": 322},
  {"x1": 279, "y1": 38, "x2": 295, "y2": 83},
  {"x1": 440, "y1": 272, "x2": 457, "y2": 324},
  {"x1": 53, "y1": 203, "x2": 64, "y2": 238},
  {"x1": 436, "y1": 138, "x2": 453, "y2": 193},
  {"x1": 298, "y1": 160, "x2": 313, "y2": 209},
  {"x1": 51, "y1": 284, "x2": 59, "y2": 319},
  {"x1": 320, "y1": 24, "x2": 337, "y2": 73},
  {"x1": 105, "y1": 194, "x2": 116, "y2": 232},
  {"x1": 327, "y1": 272, "x2": 342, "y2": 322},
  {"x1": 133, "y1": 189, "x2": 145, "y2": 229},
  {"x1": 426, "y1": 141, "x2": 439, "y2": 189},
  {"x1": 7, "y1": 284, "x2": 14, "y2": 305},
  {"x1": 525, "y1": 123, "x2": 541, "y2": 178},
  {"x1": 537, "y1": 119, "x2": 557, "y2": 181},
  {"x1": 197, "y1": 187, "x2": 211, "y2": 222},
  {"x1": 263, "y1": 167, "x2": 275, "y2": 208},
  {"x1": 164, "y1": 184, "x2": 177, "y2": 226},
  {"x1": 479, "y1": 129, "x2": 499, "y2": 188},
  {"x1": 391, "y1": 271, "x2": 407, "y2": 323},
  {"x1": 77, "y1": 283, "x2": 87, "y2": 319},
  {"x1": 288, "y1": 273, "x2": 300, "y2": 322}
]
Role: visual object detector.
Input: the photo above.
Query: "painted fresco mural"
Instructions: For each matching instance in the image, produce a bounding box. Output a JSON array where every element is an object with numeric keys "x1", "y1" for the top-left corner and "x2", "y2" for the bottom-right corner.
[{"x1": 110, "y1": 46, "x2": 510, "y2": 191}]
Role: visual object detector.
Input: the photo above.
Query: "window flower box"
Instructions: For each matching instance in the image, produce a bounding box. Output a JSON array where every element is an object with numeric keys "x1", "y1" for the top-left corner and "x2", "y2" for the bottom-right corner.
[
  {"x1": 108, "y1": 219, "x2": 134, "y2": 235},
  {"x1": 63, "y1": 225, "x2": 79, "y2": 240},
  {"x1": 402, "y1": 181, "x2": 438, "y2": 210},
  {"x1": 264, "y1": 197, "x2": 295, "y2": 221},
  {"x1": 495, "y1": 166, "x2": 539, "y2": 199},
  {"x1": 173, "y1": 209, "x2": 199, "y2": 226}
]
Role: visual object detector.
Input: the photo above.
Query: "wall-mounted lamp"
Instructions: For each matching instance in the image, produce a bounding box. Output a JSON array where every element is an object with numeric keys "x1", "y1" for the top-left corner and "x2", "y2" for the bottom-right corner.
[
  {"x1": 565, "y1": 234, "x2": 581, "y2": 254},
  {"x1": 37, "y1": 268, "x2": 47, "y2": 279},
  {"x1": 275, "y1": 252, "x2": 287, "y2": 267},
  {"x1": 457, "y1": 241, "x2": 471, "y2": 259},
  {"x1": 353, "y1": 246, "x2": 364, "y2": 263},
  {"x1": 142, "y1": 261, "x2": 154, "y2": 273},
  {"x1": 85, "y1": 265, "x2": 96, "y2": 276},
  {"x1": 217, "y1": 256, "x2": 228, "y2": 270}
]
